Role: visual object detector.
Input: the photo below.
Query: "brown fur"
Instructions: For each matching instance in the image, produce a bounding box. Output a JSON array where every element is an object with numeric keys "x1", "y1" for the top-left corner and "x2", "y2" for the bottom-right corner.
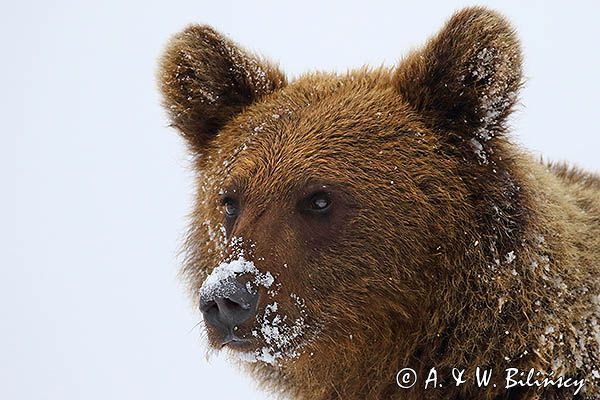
[{"x1": 157, "y1": 7, "x2": 600, "y2": 399}]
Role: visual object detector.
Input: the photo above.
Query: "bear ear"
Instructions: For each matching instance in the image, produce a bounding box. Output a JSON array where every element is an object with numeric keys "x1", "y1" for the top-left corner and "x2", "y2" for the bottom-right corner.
[
  {"x1": 394, "y1": 7, "x2": 523, "y2": 152},
  {"x1": 157, "y1": 25, "x2": 286, "y2": 153}
]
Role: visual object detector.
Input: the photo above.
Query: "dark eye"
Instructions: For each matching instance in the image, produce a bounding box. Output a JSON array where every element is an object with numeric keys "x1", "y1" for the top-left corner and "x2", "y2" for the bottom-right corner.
[
  {"x1": 306, "y1": 192, "x2": 332, "y2": 213},
  {"x1": 223, "y1": 198, "x2": 239, "y2": 218}
]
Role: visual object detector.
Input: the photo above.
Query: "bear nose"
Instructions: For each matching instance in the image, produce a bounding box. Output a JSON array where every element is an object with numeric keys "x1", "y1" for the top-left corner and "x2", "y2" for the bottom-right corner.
[{"x1": 199, "y1": 277, "x2": 259, "y2": 333}]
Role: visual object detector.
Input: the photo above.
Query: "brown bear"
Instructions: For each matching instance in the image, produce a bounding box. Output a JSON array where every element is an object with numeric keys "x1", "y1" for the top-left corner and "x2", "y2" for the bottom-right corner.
[{"x1": 157, "y1": 6, "x2": 599, "y2": 400}]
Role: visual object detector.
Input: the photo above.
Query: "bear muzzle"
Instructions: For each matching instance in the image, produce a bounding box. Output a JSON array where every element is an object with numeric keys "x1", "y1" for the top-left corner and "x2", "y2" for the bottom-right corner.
[{"x1": 199, "y1": 276, "x2": 259, "y2": 346}]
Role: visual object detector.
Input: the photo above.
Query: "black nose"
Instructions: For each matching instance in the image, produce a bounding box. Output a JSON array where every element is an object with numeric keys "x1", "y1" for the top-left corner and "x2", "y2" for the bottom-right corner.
[{"x1": 199, "y1": 277, "x2": 259, "y2": 333}]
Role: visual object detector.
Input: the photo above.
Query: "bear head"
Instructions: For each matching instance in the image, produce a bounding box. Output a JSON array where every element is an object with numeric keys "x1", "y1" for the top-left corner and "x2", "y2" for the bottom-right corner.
[{"x1": 157, "y1": 6, "x2": 528, "y2": 392}]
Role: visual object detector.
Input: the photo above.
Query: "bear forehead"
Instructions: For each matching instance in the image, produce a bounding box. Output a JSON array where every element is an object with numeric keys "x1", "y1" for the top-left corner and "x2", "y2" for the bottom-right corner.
[{"x1": 206, "y1": 70, "x2": 429, "y2": 191}]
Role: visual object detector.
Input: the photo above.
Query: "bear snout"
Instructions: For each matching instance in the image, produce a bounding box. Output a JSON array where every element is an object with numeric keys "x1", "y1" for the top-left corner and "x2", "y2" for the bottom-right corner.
[{"x1": 199, "y1": 276, "x2": 259, "y2": 342}]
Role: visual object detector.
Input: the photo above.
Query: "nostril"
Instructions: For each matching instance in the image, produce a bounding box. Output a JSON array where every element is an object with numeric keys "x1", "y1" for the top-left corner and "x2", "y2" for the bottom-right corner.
[
  {"x1": 222, "y1": 297, "x2": 250, "y2": 311},
  {"x1": 222, "y1": 298, "x2": 238, "y2": 308},
  {"x1": 215, "y1": 297, "x2": 252, "y2": 321},
  {"x1": 200, "y1": 299, "x2": 218, "y2": 314}
]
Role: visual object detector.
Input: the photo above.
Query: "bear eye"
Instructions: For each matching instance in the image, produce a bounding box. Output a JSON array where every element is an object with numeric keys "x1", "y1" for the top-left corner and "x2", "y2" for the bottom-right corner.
[
  {"x1": 222, "y1": 197, "x2": 239, "y2": 218},
  {"x1": 306, "y1": 192, "x2": 332, "y2": 213}
]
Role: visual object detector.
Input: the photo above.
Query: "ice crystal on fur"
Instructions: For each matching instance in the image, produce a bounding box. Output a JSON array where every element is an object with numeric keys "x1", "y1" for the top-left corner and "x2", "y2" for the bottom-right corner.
[
  {"x1": 200, "y1": 255, "x2": 273, "y2": 300},
  {"x1": 240, "y1": 293, "x2": 310, "y2": 365}
]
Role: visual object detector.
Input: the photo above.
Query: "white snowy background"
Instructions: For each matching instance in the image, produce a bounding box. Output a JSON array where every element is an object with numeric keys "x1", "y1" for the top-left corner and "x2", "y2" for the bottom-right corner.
[{"x1": 4, "y1": 0, "x2": 599, "y2": 399}]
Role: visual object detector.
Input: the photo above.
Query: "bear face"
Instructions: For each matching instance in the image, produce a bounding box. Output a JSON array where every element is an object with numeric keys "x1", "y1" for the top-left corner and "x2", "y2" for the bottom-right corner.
[
  {"x1": 158, "y1": 6, "x2": 599, "y2": 400},
  {"x1": 179, "y1": 72, "x2": 450, "y2": 363}
]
